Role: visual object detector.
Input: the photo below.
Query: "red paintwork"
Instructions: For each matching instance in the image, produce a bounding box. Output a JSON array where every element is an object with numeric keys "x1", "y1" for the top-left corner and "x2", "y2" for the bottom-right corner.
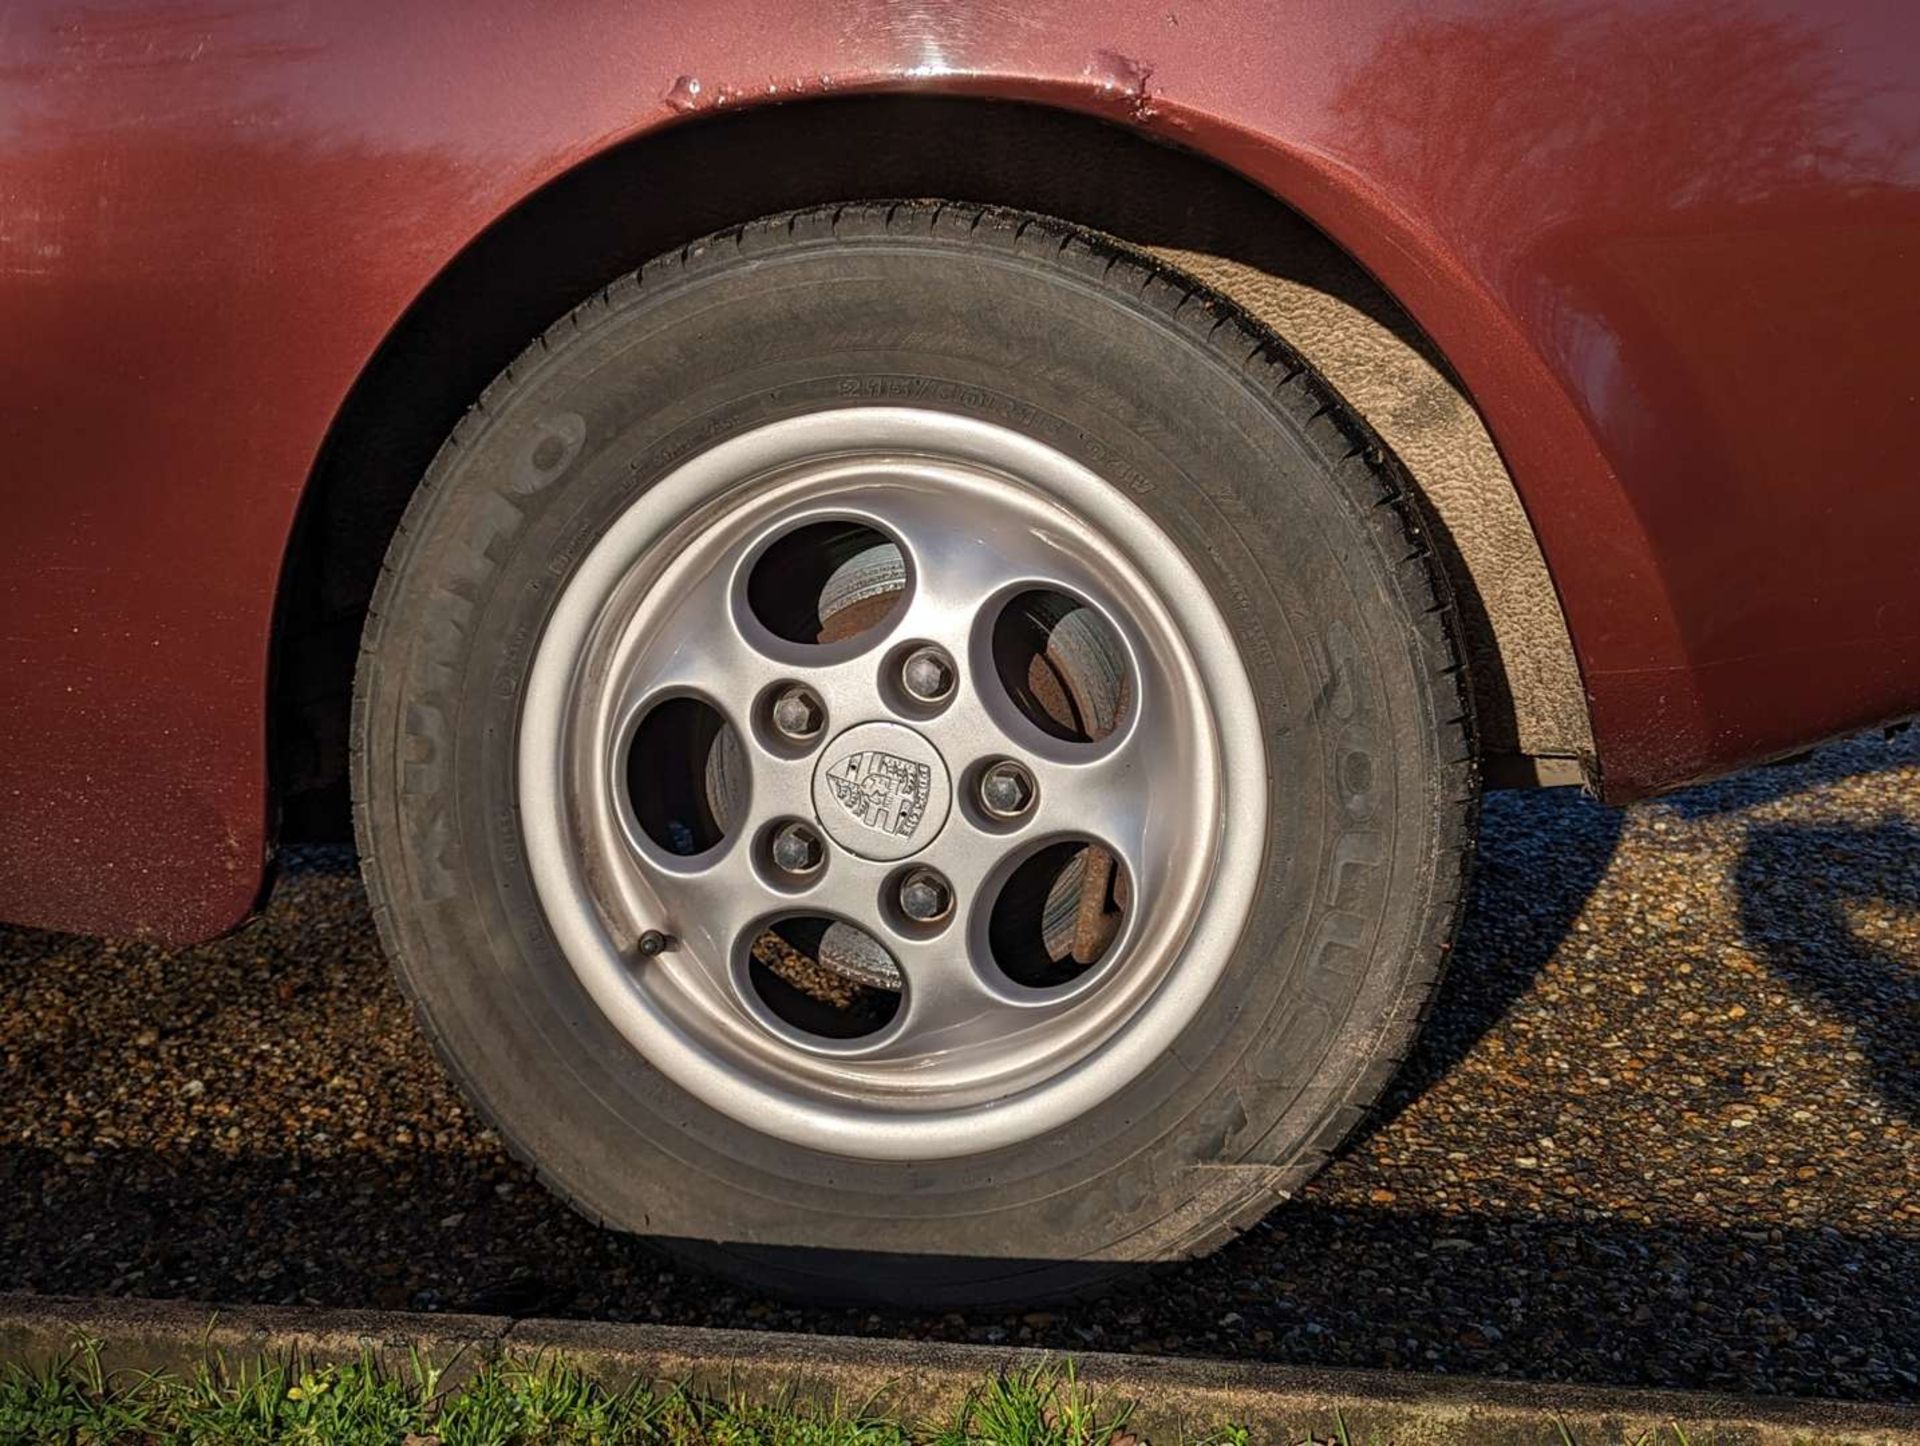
[{"x1": 1, "y1": 2, "x2": 1916, "y2": 941}]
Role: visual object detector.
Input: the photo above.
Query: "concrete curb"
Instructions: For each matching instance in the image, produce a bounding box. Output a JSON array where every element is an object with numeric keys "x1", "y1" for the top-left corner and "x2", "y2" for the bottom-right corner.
[{"x1": 1, "y1": 1293, "x2": 1915, "y2": 1444}]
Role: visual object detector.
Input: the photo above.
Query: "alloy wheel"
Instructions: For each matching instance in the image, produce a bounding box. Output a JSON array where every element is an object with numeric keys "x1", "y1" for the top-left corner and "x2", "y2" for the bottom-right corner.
[{"x1": 518, "y1": 407, "x2": 1265, "y2": 1161}]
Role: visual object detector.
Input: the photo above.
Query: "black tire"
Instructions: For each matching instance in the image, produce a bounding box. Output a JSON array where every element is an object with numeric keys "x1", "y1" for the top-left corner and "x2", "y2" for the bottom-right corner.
[{"x1": 352, "y1": 202, "x2": 1476, "y2": 1307}]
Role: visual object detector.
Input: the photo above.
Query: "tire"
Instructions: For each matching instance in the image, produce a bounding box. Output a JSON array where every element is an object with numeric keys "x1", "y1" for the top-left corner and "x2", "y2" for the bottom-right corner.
[{"x1": 352, "y1": 202, "x2": 1476, "y2": 1307}]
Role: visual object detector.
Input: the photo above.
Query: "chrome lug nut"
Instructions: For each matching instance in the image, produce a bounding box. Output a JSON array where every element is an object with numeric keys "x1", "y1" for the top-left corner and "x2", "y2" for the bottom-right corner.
[
  {"x1": 769, "y1": 820, "x2": 825, "y2": 876},
  {"x1": 898, "y1": 867, "x2": 953, "y2": 924},
  {"x1": 770, "y1": 684, "x2": 825, "y2": 743},
  {"x1": 979, "y1": 759, "x2": 1037, "y2": 820},
  {"x1": 900, "y1": 644, "x2": 957, "y2": 705}
]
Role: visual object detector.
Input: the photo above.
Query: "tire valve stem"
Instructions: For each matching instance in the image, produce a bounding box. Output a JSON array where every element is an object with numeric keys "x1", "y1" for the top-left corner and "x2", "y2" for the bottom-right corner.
[{"x1": 637, "y1": 929, "x2": 677, "y2": 958}]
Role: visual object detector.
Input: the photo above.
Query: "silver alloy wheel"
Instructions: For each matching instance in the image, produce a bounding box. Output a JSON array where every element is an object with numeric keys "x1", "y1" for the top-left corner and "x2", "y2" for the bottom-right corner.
[{"x1": 518, "y1": 407, "x2": 1265, "y2": 1161}]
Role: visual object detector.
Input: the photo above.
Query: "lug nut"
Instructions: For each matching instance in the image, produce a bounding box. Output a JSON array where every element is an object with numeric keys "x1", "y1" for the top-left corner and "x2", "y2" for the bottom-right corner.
[
  {"x1": 978, "y1": 759, "x2": 1037, "y2": 820},
  {"x1": 769, "y1": 820, "x2": 825, "y2": 876},
  {"x1": 897, "y1": 867, "x2": 953, "y2": 924},
  {"x1": 770, "y1": 684, "x2": 825, "y2": 743},
  {"x1": 900, "y1": 645, "x2": 957, "y2": 705}
]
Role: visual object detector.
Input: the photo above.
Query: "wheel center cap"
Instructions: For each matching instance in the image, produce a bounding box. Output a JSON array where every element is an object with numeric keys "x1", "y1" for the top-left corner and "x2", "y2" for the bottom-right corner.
[{"x1": 811, "y1": 721, "x2": 952, "y2": 861}]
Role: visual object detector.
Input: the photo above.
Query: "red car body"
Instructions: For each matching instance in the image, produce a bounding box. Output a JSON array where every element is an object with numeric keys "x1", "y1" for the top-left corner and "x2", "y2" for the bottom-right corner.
[{"x1": 2, "y1": 1, "x2": 1916, "y2": 944}]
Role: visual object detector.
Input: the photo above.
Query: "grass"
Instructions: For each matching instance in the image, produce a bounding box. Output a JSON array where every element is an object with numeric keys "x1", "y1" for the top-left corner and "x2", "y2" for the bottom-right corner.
[
  {"x1": 0, "y1": 1340, "x2": 1164, "y2": 1446},
  {"x1": 0, "y1": 1338, "x2": 1724, "y2": 1444}
]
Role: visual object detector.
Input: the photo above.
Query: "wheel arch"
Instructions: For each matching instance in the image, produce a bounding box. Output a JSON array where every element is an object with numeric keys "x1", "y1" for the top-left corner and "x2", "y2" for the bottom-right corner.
[{"x1": 272, "y1": 94, "x2": 1597, "y2": 841}]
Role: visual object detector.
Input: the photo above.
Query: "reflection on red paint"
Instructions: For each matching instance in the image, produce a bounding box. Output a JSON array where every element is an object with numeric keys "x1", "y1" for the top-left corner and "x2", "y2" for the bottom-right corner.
[{"x1": 0, "y1": 0, "x2": 1915, "y2": 938}]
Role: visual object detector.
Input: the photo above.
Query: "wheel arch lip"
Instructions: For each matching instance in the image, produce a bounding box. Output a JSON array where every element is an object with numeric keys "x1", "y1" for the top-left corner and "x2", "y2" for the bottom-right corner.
[{"x1": 283, "y1": 70, "x2": 1640, "y2": 776}]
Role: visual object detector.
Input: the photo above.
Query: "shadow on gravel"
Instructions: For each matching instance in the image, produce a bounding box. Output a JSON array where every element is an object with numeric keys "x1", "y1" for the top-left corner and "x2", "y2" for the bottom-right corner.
[
  {"x1": 1370, "y1": 733, "x2": 1918, "y2": 1141},
  {"x1": 1664, "y1": 742, "x2": 1917, "y2": 821},
  {"x1": 1362, "y1": 787, "x2": 1626, "y2": 1138},
  {"x1": 1737, "y1": 820, "x2": 1920, "y2": 1125},
  {"x1": 1, "y1": 1136, "x2": 1912, "y2": 1398}
]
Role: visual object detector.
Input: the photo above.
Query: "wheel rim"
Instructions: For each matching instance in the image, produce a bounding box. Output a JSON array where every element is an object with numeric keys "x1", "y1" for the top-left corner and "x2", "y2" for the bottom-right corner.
[{"x1": 519, "y1": 407, "x2": 1266, "y2": 1161}]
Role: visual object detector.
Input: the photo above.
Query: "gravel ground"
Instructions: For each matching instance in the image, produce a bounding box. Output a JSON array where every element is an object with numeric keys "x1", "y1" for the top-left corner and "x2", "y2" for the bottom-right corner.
[{"x1": 2, "y1": 734, "x2": 1915, "y2": 1401}]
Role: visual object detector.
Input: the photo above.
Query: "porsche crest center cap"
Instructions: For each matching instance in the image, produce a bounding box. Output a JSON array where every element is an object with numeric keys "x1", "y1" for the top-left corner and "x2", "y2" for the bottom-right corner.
[{"x1": 811, "y1": 721, "x2": 952, "y2": 861}]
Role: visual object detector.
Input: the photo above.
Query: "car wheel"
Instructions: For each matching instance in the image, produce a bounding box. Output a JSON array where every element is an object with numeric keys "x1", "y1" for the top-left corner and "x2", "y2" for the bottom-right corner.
[{"x1": 352, "y1": 202, "x2": 1476, "y2": 1306}]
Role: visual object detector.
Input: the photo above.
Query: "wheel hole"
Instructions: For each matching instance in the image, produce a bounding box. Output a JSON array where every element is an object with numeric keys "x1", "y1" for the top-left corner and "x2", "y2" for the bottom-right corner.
[
  {"x1": 748, "y1": 916, "x2": 902, "y2": 1040},
  {"x1": 747, "y1": 520, "x2": 906, "y2": 645},
  {"x1": 991, "y1": 589, "x2": 1130, "y2": 742},
  {"x1": 988, "y1": 840, "x2": 1129, "y2": 989},
  {"x1": 625, "y1": 697, "x2": 745, "y2": 855}
]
